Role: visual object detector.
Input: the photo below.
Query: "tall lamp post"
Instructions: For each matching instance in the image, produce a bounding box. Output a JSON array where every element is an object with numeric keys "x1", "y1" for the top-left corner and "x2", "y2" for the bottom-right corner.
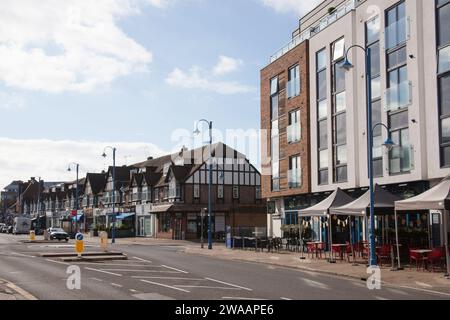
[
  {"x1": 342, "y1": 45, "x2": 395, "y2": 267},
  {"x1": 194, "y1": 119, "x2": 213, "y2": 250},
  {"x1": 67, "y1": 163, "x2": 80, "y2": 233},
  {"x1": 102, "y1": 147, "x2": 117, "y2": 244}
]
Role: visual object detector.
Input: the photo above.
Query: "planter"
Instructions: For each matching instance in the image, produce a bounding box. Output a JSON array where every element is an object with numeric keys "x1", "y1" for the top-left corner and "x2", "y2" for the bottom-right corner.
[{"x1": 107, "y1": 229, "x2": 135, "y2": 239}]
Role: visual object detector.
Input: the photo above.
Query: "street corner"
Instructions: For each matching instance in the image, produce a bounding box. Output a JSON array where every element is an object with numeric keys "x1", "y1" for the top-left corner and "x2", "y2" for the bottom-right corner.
[{"x1": 0, "y1": 278, "x2": 37, "y2": 301}]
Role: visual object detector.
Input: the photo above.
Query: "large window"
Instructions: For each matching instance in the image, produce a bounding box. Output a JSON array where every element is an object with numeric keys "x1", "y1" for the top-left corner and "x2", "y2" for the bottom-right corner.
[
  {"x1": 366, "y1": 16, "x2": 383, "y2": 177},
  {"x1": 288, "y1": 156, "x2": 301, "y2": 189},
  {"x1": 316, "y1": 49, "x2": 328, "y2": 185},
  {"x1": 437, "y1": 0, "x2": 450, "y2": 167},
  {"x1": 271, "y1": 77, "x2": 280, "y2": 191},
  {"x1": 287, "y1": 109, "x2": 301, "y2": 143},
  {"x1": 389, "y1": 110, "x2": 411, "y2": 174},
  {"x1": 287, "y1": 65, "x2": 300, "y2": 99},
  {"x1": 332, "y1": 38, "x2": 347, "y2": 183},
  {"x1": 385, "y1": 1, "x2": 407, "y2": 50}
]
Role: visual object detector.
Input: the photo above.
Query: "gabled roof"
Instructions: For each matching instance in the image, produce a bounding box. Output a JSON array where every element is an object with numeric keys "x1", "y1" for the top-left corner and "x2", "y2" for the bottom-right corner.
[
  {"x1": 143, "y1": 172, "x2": 163, "y2": 187},
  {"x1": 85, "y1": 173, "x2": 106, "y2": 195},
  {"x1": 130, "y1": 173, "x2": 144, "y2": 188}
]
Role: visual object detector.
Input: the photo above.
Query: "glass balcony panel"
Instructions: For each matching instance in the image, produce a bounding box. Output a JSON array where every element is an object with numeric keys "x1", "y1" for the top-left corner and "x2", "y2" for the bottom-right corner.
[
  {"x1": 287, "y1": 124, "x2": 301, "y2": 143},
  {"x1": 385, "y1": 81, "x2": 411, "y2": 112},
  {"x1": 390, "y1": 144, "x2": 413, "y2": 174},
  {"x1": 288, "y1": 170, "x2": 301, "y2": 189},
  {"x1": 287, "y1": 78, "x2": 300, "y2": 99}
]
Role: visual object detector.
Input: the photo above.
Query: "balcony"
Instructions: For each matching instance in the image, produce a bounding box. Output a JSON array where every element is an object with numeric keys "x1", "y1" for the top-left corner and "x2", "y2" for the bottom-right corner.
[
  {"x1": 287, "y1": 78, "x2": 300, "y2": 99},
  {"x1": 385, "y1": 81, "x2": 412, "y2": 112},
  {"x1": 287, "y1": 123, "x2": 301, "y2": 144},
  {"x1": 385, "y1": 17, "x2": 409, "y2": 50},
  {"x1": 288, "y1": 170, "x2": 301, "y2": 189},
  {"x1": 269, "y1": 0, "x2": 357, "y2": 63}
]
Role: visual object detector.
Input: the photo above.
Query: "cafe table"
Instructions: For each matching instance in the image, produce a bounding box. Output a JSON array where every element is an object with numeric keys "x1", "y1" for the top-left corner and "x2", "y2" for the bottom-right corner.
[
  {"x1": 410, "y1": 249, "x2": 432, "y2": 270},
  {"x1": 307, "y1": 242, "x2": 325, "y2": 259}
]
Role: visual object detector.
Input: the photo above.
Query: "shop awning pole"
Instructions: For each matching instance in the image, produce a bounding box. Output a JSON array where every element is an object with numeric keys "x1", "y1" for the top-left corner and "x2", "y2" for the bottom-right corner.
[
  {"x1": 328, "y1": 213, "x2": 334, "y2": 263},
  {"x1": 394, "y1": 210, "x2": 401, "y2": 270},
  {"x1": 443, "y1": 210, "x2": 450, "y2": 278}
]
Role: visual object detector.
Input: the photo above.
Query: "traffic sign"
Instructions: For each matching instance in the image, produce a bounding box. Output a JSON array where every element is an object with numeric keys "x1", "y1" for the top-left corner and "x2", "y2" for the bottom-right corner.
[{"x1": 75, "y1": 233, "x2": 84, "y2": 241}]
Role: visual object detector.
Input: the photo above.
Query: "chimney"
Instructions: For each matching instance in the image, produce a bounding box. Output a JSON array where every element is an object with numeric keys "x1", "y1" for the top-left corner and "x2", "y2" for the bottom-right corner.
[{"x1": 147, "y1": 157, "x2": 153, "y2": 161}]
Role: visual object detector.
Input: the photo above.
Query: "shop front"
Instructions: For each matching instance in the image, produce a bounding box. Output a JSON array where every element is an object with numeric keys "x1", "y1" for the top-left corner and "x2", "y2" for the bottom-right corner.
[{"x1": 135, "y1": 204, "x2": 157, "y2": 238}]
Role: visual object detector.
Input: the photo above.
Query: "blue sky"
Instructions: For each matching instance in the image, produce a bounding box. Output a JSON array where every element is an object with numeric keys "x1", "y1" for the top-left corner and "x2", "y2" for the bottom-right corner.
[{"x1": 0, "y1": 0, "x2": 320, "y2": 187}]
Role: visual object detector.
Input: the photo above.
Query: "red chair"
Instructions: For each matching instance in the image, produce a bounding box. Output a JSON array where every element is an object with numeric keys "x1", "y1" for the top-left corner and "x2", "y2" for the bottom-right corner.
[
  {"x1": 409, "y1": 248, "x2": 427, "y2": 271},
  {"x1": 307, "y1": 243, "x2": 317, "y2": 259},
  {"x1": 428, "y1": 247, "x2": 445, "y2": 272},
  {"x1": 316, "y1": 242, "x2": 326, "y2": 259},
  {"x1": 376, "y1": 245, "x2": 391, "y2": 267},
  {"x1": 332, "y1": 245, "x2": 344, "y2": 261}
]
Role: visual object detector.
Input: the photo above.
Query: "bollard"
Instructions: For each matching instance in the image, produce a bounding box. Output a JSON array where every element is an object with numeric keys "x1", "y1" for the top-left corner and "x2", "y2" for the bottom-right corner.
[
  {"x1": 75, "y1": 233, "x2": 84, "y2": 258},
  {"x1": 29, "y1": 230, "x2": 36, "y2": 242},
  {"x1": 100, "y1": 231, "x2": 108, "y2": 252}
]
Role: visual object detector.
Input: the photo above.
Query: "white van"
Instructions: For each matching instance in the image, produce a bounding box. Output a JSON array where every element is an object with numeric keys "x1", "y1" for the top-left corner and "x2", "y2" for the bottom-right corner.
[{"x1": 13, "y1": 217, "x2": 31, "y2": 235}]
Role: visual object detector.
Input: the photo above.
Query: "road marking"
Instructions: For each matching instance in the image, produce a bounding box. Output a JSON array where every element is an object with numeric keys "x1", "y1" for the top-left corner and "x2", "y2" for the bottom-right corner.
[
  {"x1": 72, "y1": 263, "x2": 151, "y2": 267},
  {"x1": 132, "y1": 276, "x2": 206, "y2": 281},
  {"x1": 85, "y1": 267, "x2": 122, "y2": 277},
  {"x1": 374, "y1": 296, "x2": 390, "y2": 301},
  {"x1": 110, "y1": 283, "x2": 123, "y2": 288},
  {"x1": 45, "y1": 259, "x2": 70, "y2": 265},
  {"x1": 89, "y1": 278, "x2": 104, "y2": 282},
  {"x1": 205, "y1": 278, "x2": 253, "y2": 291},
  {"x1": 391, "y1": 285, "x2": 450, "y2": 298},
  {"x1": 9, "y1": 271, "x2": 22, "y2": 274},
  {"x1": 161, "y1": 265, "x2": 189, "y2": 274},
  {"x1": 141, "y1": 280, "x2": 191, "y2": 293},
  {"x1": 386, "y1": 288, "x2": 409, "y2": 296},
  {"x1": 222, "y1": 297, "x2": 267, "y2": 300},
  {"x1": 174, "y1": 285, "x2": 241, "y2": 290},
  {"x1": 10, "y1": 252, "x2": 36, "y2": 258},
  {"x1": 129, "y1": 289, "x2": 139, "y2": 293},
  {"x1": 415, "y1": 281, "x2": 433, "y2": 288},
  {"x1": 99, "y1": 269, "x2": 179, "y2": 273},
  {"x1": 280, "y1": 297, "x2": 292, "y2": 300},
  {"x1": 302, "y1": 278, "x2": 330, "y2": 290},
  {"x1": 5, "y1": 283, "x2": 37, "y2": 301},
  {"x1": 133, "y1": 257, "x2": 152, "y2": 263}
]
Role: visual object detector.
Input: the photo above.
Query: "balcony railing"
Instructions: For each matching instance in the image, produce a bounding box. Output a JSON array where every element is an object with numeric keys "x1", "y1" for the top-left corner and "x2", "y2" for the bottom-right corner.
[
  {"x1": 385, "y1": 17, "x2": 410, "y2": 50},
  {"x1": 287, "y1": 78, "x2": 300, "y2": 99},
  {"x1": 288, "y1": 170, "x2": 301, "y2": 189},
  {"x1": 385, "y1": 81, "x2": 412, "y2": 112},
  {"x1": 269, "y1": 0, "x2": 357, "y2": 63},
  {"x1": 390, "y1": 144, "x2": 414, "y2": 174},
  {"x1": 287, "y1": 123, "x2": 301, "y2": 144}
]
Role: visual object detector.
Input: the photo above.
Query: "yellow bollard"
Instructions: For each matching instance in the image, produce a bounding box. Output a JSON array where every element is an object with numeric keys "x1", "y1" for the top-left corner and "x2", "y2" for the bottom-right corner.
[
  {"x1": 100, "y1": 231, "x2": 108, "y2": 252},
  {"x1": 75, "y1": 233, "x2": 84, "y2": 258},
  {"x1": 29, "y1": 230, "x2": 36, "y2": 242}
]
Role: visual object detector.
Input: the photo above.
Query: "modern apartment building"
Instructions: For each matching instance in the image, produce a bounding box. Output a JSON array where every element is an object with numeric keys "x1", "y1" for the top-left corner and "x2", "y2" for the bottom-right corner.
[{"x1": 262, "y1": 0, "x2": 450, "y2": 237}]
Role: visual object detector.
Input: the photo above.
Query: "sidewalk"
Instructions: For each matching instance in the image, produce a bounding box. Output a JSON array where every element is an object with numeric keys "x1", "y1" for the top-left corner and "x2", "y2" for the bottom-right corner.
[
  {"x1": 0, "y1": 278, "x2": 37, "y2": 300},
  {"x1": 99, "y1": 237, "x2": 450, "y2": 295}
]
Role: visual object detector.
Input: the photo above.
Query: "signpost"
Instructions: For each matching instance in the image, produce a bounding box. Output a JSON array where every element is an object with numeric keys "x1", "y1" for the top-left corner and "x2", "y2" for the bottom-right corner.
[{"x1": 75, "y1": 233, "x2": 84, "y2": 258}]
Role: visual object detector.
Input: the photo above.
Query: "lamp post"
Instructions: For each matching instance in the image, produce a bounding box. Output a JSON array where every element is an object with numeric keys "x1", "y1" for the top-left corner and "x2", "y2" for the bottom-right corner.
[
  {"x1": 342, "y1": 45, "x2": 395, "y2": 267},
  {"x1": 67, "y1": 163, "x2": 80, "y2": 233},
  {"x1": 102, "y1": 147, "x2": 117, "y2": 244},
  {"x1": 194, "y1": 119, "x2": 213, "y2": 250}
]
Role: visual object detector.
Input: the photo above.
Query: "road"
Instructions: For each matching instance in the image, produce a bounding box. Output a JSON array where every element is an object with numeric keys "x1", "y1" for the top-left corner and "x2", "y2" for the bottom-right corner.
[{"x1": 0, "y1": 233, "x2": 449, "y2": 300}]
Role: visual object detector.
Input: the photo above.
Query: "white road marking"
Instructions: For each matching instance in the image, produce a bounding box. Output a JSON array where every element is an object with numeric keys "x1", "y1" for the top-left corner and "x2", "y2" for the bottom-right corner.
[
  {"x1": 133, "y1": 257, "x2": 152, "y2": 263},
  {"x1": 415, "y1": 281, "x2": 433, "y2": 288},
  {"x1": 387, "y1": 288, "x2": 409, "y2": 296},
  {"x1": 393, "y1": 285, "x2": 450, "y2": 298},
  {"x1": 72, "y1": 263, "x2": 151, "y2": 267},
  {"x1": 141, "y1": 280, "x2": 191, "y2": 293},
  {"x1": 375, "y1": 296, "x2": 390, "y2": 301},
  {"x1": 110, "y1": 283, "x2": 123, "y2": 288},
  {"x1": 85, "y1": 267, "x2": 122, "y2": 277},
  {"x1": 205, "y1": 278, "x2": 253, "y2": 291},
  {"x1": 100, "y1": 269, "x2": 179, "y2": 273},
  {"x1": 161, "y1": 265, "x2": 189, "y2": 274},
  {"x1": 11, "y1": 252, "x2": 36, "y2": 258},
  {"x1": 129, "y1": 289, "x2": 139, "y2": 293},
  {"x1": 302, "y1": 278, "x2": 330, "y2": 290},
  {"x1": 132, "y1": 276, "x2": 206, "y2": 281},
  {"x1": 222, "y1": 297, "x2": 267, "y2": 300},
  {"x1": 174, "y1": 285, "x2": 241, "y2": 290},
  {"x1": 89, "y1": 278, "x2": 104, "y2": 282},
  {"x1": 280, "y1": 297, "x2": 292, "y2": 300},
  {"x1": 45, "y1": 259, "x2": 70, "y2": 265}
]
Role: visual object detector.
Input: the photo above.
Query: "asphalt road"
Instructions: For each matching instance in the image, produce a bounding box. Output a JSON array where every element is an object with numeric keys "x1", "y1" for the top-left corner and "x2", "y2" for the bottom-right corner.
[{"x1": 0, "y1": 233, "x2": 449, "y2": 300}]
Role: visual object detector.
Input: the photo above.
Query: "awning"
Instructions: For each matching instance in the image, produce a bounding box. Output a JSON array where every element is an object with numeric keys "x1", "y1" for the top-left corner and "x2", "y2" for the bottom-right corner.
[
  {"x1": 330, "y1": 184, "x2": 401, "y2": 216},
  {"x1": 150, "y1": 204, "x2": 173, "y2": 213},
  {"x1": 300, "y1": 188, "x2": 354, "y2": 217},
  {"x1": 395, "y1": 175, "x2": 450, "y2": 211},
  {"x1": 72, "y1": 214, "x2": 84, "y2": 222},
  {"x1": 116, "y1": 213, "x2": 135, "y2": 220}
]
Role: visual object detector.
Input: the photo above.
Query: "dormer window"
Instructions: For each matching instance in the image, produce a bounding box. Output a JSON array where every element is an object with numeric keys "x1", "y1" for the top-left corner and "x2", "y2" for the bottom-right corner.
[{"x1": 163, "y1": 163, "x2": 171, "y2": 175}]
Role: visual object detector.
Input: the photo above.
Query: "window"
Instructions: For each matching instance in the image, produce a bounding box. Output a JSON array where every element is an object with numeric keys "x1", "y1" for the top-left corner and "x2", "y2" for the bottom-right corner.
[
  {"x1": 366, "y1": 16, "x2": 383, "y2": 177},
  {"x1": 385, "y1": 1, "x2": 407, "y2": 50},
  {"x1": 287, "y1": 65, "x2": 300, "y2": 99},
  {"x1": 437, "y1": 0, "x2": 450, "y2": 166},
  {"x1": 271, "y1": 76, "x2": 280, "y2": 191},
  {"x1": 193, "y1": 184, "x2": 200, "y2": 199},
  {"x1": 255, "y1": 186, "x2": 261, "y2": 200},
  {"x1": 288, "y1": 156, "x2": 301, "y2": 189},
  {"x1": 331, "y1": 38, "x2": 347, "y2": 183},
  {"x1": 217, "y1": 185, "x2": 224, "y2": 199},
  {"x1": 316, "y1": 48, "x2": 328, "y2": 185},
  {"x1": 233, "y1": 186, "x2": 239, "y2": 199},
  {"x1": 287, "y1": 110, "x2": 301, "y2": 143},
  {"x1": 160, "y1": 213, "x2": 171, "y2": 233},
  {"x1": 389, "y1": 110, "x2": 411, "y2": 174}
]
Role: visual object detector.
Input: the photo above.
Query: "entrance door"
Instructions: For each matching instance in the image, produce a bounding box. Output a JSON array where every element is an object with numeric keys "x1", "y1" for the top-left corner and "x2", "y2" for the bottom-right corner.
[
  {"x1": 138, "y1": 217, "x2": 145, "y2": 237},
  {"x1": 144, "y1": 217, "x2": 152, "y2": 237},
  {"x1": 173, "y1": 219, "x2": 183, "y2": 240}
]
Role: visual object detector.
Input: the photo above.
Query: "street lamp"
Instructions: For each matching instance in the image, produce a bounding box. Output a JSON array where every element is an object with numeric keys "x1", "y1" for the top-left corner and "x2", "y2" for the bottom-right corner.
[
  {"x1": 102, "y1": 146, "x2": 117, "y2": 244},
  {"x1": 67, "y1": 163, "x2": 80, "y2": 233},
  {"x1": 194, "y1": 119, "x2": 213, "y2": 250},
  {"x1": 342, "y1": 45, "x2": 395, "y2": 267}
]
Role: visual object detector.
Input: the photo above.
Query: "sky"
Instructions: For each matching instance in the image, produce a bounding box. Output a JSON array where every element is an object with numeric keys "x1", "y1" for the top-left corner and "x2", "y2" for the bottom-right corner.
[{"x1": 0, "y1": 0, "x2": 321, "y2": 188}]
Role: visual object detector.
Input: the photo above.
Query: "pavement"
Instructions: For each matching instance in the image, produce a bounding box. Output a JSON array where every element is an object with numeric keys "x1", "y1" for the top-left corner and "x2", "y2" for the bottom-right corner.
[
  {"x1": 0, "y1": 278, "x2": 37, "y2": 300},
  {"x1": 1, "y1": 233, "x2": 449, "y2": 300}
]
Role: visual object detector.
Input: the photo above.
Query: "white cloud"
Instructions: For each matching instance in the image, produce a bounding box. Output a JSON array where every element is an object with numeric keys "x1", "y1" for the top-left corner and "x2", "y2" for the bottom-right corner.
[
  {"x1": 259, "y1": 0, "x2": 322, "y2": 15},
  {"x1": 144, "y1": 0, "x2": 174, "y2": 8},
  {"x1": 0, "y1": 92, "x2": 25, "y2": 111},
  {"x1": 0, "y1": 0, "x2": 154, "y2": 93},
  {"x1": 213, "y1": 55, "x2": 244, "y2": 76},
  {"x1": 0, "y1": 137, "x2": 167, "y2": 189}
]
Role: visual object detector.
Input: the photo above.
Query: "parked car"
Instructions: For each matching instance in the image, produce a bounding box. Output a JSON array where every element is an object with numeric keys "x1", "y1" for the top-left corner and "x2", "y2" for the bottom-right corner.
[
  {"x1": 47, "y1": 228, "x2": 69, "y2": 242},
  {"x1": 0, "y1": 224, "x2": 6, "y2": 233}
]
